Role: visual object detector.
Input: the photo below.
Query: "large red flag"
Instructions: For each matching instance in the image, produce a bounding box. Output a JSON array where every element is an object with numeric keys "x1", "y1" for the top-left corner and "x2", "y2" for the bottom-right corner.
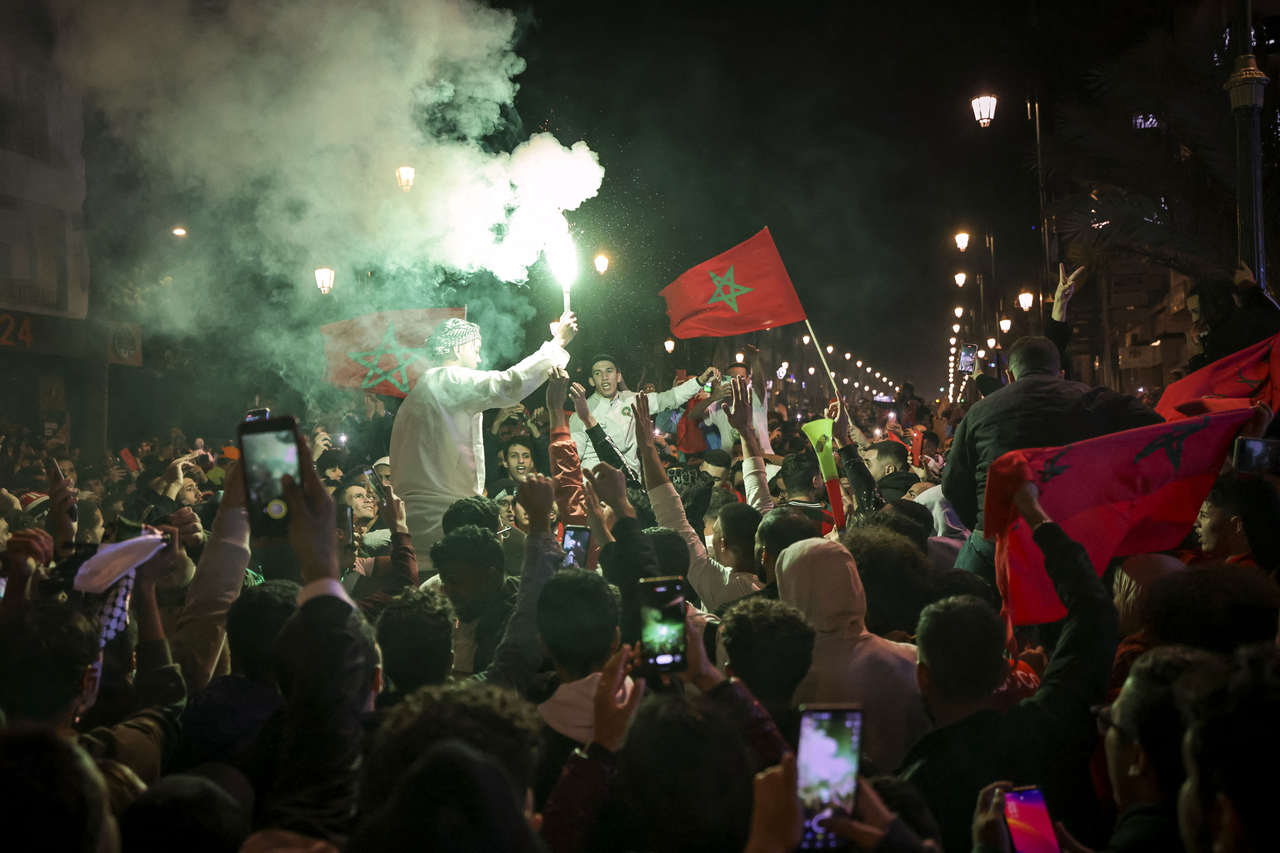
[
  {"x1": 660, "y1": 227, "x2": 806, "y2": 338},
  {"x1": 320, "y1": 308, "x2": 464, "y2": 398},
  {"x1": 1155, "y1": 332, "x2": 1280, "y2": 420},
  {"x1": 982, "y1": 408, "x2": 1252, "y2": 626}
]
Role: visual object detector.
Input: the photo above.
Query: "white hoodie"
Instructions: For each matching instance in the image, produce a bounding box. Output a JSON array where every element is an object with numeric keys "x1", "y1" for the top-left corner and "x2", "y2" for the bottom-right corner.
[{"x1": 777, "y1": 538, "x2": 931, "y2": 773}]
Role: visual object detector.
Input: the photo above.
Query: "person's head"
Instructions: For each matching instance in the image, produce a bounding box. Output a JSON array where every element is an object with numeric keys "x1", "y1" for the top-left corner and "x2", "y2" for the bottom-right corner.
[
  {"x1": 430, "y1": 525, "x2": 506, "y2": 621},
  {"x1": 928, "y1": 569, "x2": 1000, "y2": 611},
  {"x1": 1196, "y1": 472, "x2": 1277, "y2": 564},
  {"x1": 361, "y1": 681, "x2": 541, "y2": 817},
  {"x1": 915, "y1": 595, "x2": 1006, "y2": 712},
  {"x1": 1102, "y1": 646, "x2": 1225, "y2": 813},
  {"x1": 1142, "y1": 563, "x2": 1280, "y2": 654},
  {"x1": 862, "y1": 440, "x2": 910, "y2": 481},
  {"x1": 426, "y1": 318, "x2": 483, "y2": 369},
  {"x1": 0, "y1": 729, "x2": 120, "y2": 853},
  {"x1": 713, "y1": 501, "x2": 762, "y2": 569},
  {"x1": 589, "y1": 355, "x2": 622, "y2": 400},
  {"x1": 755, "y1": 508, "x2": 821, "y2": 583},
  {"x1": 1180, "y1": 644, "x2": 1280, "y2": 853},
  {"x1": 700, "y1": 449, "x2": 732, "y2": 481},
  {"x1": 373, "y1": 458, "x2": 392, "y2": 489},
  {"x1": 873, "y1": 500, "x2": 933, "y2": 552},
  {"x1": 376, "y1": 588, "x2": 456, "y2": 695},
  {"x1": 0, "y1": 600, "x2": 100, "y2": 726},
  {"x1": 119, "y1": 773, "x2": 248, "y2": 853},
  {"x1": 921, "y1": 430, "x2": 941, "y2": 456},
  {"x1": 720, "y1": 597, "x2": 814, "y2": 708},
  {"x1": 641, "y1": 526, "x2": 691, "y2": 577},
  {"x1": 1007, "y1": 336, "x2": 1061, "y2": 380},
  {"x1": 225, "y1": 579, "x2": 300, "y2": 682},
  {"x1": 178, "y1": 478, "x2": 202, "y2": 507},
  {"x1": 75, "y1": 497, "x2": 105, "y2": 545},
  {"x1": 487, "y1": 482, "x2": 518, "y2": 529},
  {"x1": 443, "y1": 495, "x2": 501, "y2": 534},
  {"x1": 841, "y1": 526, "x2": 932, "y2": 636},
  {"x1": 315, "y1": 448, "x2": 347, "y2": 482},
  {"x1": 1112, "y1": 554, "x2": 1187, "y2": 638},
  {"x1": 702, "y1": 485, "x2": 739, "y2": 537},
  {"x1": 779, "y1": 451, "x2": 821, "y2": 501},
  {"x1": 724, "y1": 363, "x2": 749, "y2": 381},
  {"x1": 604, "y1": 692, "x2": 754, "y2": 853},
  {"x1": 498, "y1": 439, "x2": 536, "y2": 482},
  {"x1": 536, "y1": 570, "x2": 620, "y2": 680},
  {"x1": 340, "y1": 482, "x2": 379, "y2": 525}
]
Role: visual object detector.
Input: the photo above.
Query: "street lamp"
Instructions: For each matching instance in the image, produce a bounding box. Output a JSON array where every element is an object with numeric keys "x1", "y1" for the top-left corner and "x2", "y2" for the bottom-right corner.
[
  {"x1": 971, "y1": 95, "x2": 998, "y2": 127},
  {"x1": 977, "y1": 349, "x2": 987, "y2": 358},
  {"x1": 949, "y1": 336, "x2": 957, "y2": 345},
  {"x1": 856, "y1": 360, "x2": 863, "y2": 367},
  {"x1": 395, "y1": 165, "x2": 415, "y2": 191},
  {"x1": 664, "y1": 339, "x2": 675, "y2": 354},
  {"x1": 844, "y1": 352, "x2": 851, "y2": 360},
  {"x1": 314, "y1": 267, "x2": 335, "y2": 294},
  {"x1": 594, "y1": 254, "x2": 609, "y2": 274},
  {"x1": 735, "y1": 352, "x2": 745, "y2": 363},
  {"x1": 952, "y1": 323, "x2": 961, "y2": 333},
  {"x1": 1018, "y1": 291, "x2": 1035, "y2": 312},
  {"x1": 802, "y1": 334, "x2": 811, "y2": 345},
  {"x1": 955, "y1": 232, "x2": 971, "y2": 252},
  {"x1": 999, "y1": 317, "x2": 1012, "y2": 334},
  {"x1": 826, "y1": 345, "x2": 834, "y2": 354},
  {"x1": 808, "y1": 366, "x2": 815, "y2": 375},
  {"x1": 954, "y1": 272, "x2": 966, "y2": 287},
  {"x1": 954, "y1": 306, "x2": 964, "y2": 318},
  {"x1": 986, "y1": 337, "x2": 996, "y2": 349}
]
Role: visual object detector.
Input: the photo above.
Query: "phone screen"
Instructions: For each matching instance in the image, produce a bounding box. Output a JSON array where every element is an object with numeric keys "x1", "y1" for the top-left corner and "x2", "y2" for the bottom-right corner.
[
  {"x1": 561, "y1": 525, "x2": 590, "y2": 569},
  {"x1": 1233, "y1": 436, "x2": 1280, "y2": 475},
  {"x1": 797, "y1": 706, "x2": 863, "y2": 850},
  {"x1": 638, "y1": 577, "x2": 687, "y2": 671},
  {"x1": 958, "y1": 344, "x2": 978, "y2": 374},
  {"x1": 239, "y1": 419, "x2": 301, "y2": 538},
  {"x1": 1003, "y1": 787, "x2": 1060, "y2": 853}
]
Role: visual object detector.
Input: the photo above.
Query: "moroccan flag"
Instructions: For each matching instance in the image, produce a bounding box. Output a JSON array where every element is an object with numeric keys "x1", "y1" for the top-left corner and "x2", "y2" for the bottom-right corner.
[
  {"x1": 660, "y1": 227, "x2": 806, "y2": 338},
  {"x1": 982, "y1": 408, "x2": 1252, "y2": 626},
  {"x1": 1155, "y1": 332, "x2": 1280, "y2": 420},
  {"x1": 320, "y1": 308, "x2": 465, "y2": 398}
]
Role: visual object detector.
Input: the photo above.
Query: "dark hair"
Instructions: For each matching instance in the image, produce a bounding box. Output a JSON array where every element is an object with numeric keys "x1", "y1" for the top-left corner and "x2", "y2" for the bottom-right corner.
[
  {"x1": 536, "y1": 570, "x2": 619, "y2": 679},
  {"x1": 717, "y1": 501, "x2": 762, "y2": 561},
  {"x1": 779, "y1": 451, "x2": 819, "y2": 495},
  {"x1": 720, "y1": 598, "x2": 814, "y2": 705},
  {"x1": 702, "y1": 449, "x2": 732, "y2": 469},
  {"x1": 430, "y1": 524, "x2": 504, "y2": 572},
  {"x1": 1205, "y1": 472, "x2": 1280, "y2": 573},
  {"x1": 1142, "y1": 564, "x2": 1280, "y2": 653},
  {"x1": 1008, "y1": 336, "x2": 1061, "y2": 379},
  {"x1": 642, "y1": 526, "x2": 691, "y2": 577},
  {"x1": 120, "y1": 773, "x2": 249, "y2": 853},
  {"x1": 498, "y1": 437, "x2": 535, "y2": 460},
  {"x1": 315, "y1": 448, "x2": 348, "y2": 473},
  {"x1": 871, "y1": 440, "x2": 910, "y2": 473},
  {"x1": 442, "y1": 496, "x2": 501, "y2": 534},
  {"x1": 362, "y1": 682, "x2": 541, "y2": 815},
  {"x1": 1185, "y1": 644, "x2": 1280, "y2": 851},
  {"x1": 599, "y1": 692, "x2": 754, "y2": 853},
  {"x1": 376, "y1": 588, "x2": 456, "y2": 695},
  {"x1": 1118, "y1": 646, "x2": 1226, "y2": 799},
  {"x1": 757, "y1": 508, "x2": 821, "y2": 559},
  {"x1": 0, "y1": 730, "x2": 111, "y2": 853},
  {"x1": 929, "y1": 569, "x2": 1000, "y2": 610},
  {"x1": 0, "y1": 600, "x2": 98, "y2": 722},
  {"x1": 226, "y1": 579, "x2": 300, "y2": 682},
  {"x1": 680, "y1": 477, "x2": 715, "y2": 532},
  {"x1": 841, "y1": 527, "x2": 933, "y2": 636},
  {"x1": 916, "y1": 595, "x2": 1006, "y2": 703},
  {"x1": 588, "y1": 354, "x2": 621, "y2": 372},
  {"x1": 704, "y1": 486, "x2": 738, "y2": 523},
  {"x1": 866, "y1": 504, "x2": 931, "y2": 555}
]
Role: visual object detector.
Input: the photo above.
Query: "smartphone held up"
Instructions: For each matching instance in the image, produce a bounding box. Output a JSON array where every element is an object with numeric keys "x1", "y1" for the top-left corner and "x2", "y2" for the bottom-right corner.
[
  {"x1": 237, "y1": 415, "x2": 303, "y2": 538},
  {"x1": 797, "y1": 705, "x2": 863, "y2": 850},
  {"x1": 637, "y1": 576, "x2": 687, "y2": 673}
]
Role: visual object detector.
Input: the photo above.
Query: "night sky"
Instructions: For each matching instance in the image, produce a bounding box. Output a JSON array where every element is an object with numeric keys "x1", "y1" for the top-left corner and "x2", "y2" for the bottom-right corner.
[{"x1": 503, "y1": 0, "x2": 1190, "y2": 394}]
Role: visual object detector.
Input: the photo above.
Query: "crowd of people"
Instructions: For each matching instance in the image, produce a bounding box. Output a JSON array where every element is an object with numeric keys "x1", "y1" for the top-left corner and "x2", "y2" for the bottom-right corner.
[{"x1": 1, "y1": 303, "x2": 1279, "y2": 853}]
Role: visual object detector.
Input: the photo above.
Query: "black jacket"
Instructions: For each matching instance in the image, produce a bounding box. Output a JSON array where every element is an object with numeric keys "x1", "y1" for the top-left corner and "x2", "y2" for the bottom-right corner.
[
  {"x1": 941, "y1": 373, "x2": 1161, "y2": 531},
  {"x1": 897, "y1": 523, "x2": 1119, "y2": 853}
]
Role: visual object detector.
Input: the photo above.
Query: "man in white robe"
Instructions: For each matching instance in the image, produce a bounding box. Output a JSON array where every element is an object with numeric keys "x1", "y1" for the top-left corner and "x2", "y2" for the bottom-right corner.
[{"x1": 390, "y1": 312, "x2": 578, "y2": 565}]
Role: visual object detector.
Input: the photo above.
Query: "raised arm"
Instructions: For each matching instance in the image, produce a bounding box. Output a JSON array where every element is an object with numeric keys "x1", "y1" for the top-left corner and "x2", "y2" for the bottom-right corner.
[
  {"x1": 439, "y1": 312, "x2": 578, "y2": 412},
  {"x1": 547, "y1": 369, "x2": 587, "y2": 524},
  {"x1": 646, "y1": 365, "x2": 718, "y2": 414},
  {"x1": 730, "y1": 378, "x2": 773, "y2": 512}
]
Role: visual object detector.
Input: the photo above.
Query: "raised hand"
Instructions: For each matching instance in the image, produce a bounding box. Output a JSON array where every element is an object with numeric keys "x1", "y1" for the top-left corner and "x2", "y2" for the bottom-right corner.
[
  {"x1": 632, "y1": 391, "x2": 655, "y2": 447},
  {"x1": 546, "y1": 366, "x2": 570, "y2": 414},
  {"x1": 592, "y1": 644, "x2": 645, "y2": 752},
  {"x1": 727, "y1": 377, "x2": 755, "y2": 433},
  {"x1": 551, "y1": 310, "x2": 579, "y2": 347},
  {"x1": 516, "y1": 473, "x2": 556, "y2": 534},
  {"x1": 583, "y1": 462, "x2": 629, "y2": 515},
  {"x1": 745, "y1": 754, "x2": 803, "y2": 853},
  {"x1": 1053, "y1": 263, "x2": 1086, "y2": 322},
  {"x1": 281, "y1": 432, "x2": 339, "y2": 583},
  {"x1": 168, "y1": 506, "x2": 206, "y2": 549},
  {"x1": 378, "y1": 482, "x2": 409, "y2": 534},
  {"x1": 697, "y1": 365, "x2": 721, "y2": 386},
  {"x1": 136, "y1": 525, "x2": 182, "y2": 585},
  {"x1": 569, "y1": 382, "x2": 596, "y2": 427}
]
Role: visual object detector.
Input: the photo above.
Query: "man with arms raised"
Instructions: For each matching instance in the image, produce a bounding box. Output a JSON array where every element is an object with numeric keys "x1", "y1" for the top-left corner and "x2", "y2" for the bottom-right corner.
[
  {"x1": 568, "y1": 353, "x2": 717, "y2": 476},
  {"x1": 390, "y1": 311, "x2": 577, "y2": 561}
]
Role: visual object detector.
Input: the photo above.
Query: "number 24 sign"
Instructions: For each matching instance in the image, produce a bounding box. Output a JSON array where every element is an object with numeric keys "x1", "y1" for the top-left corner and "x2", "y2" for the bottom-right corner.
[{"x1": 0, "y1": 313, "x2": 34, "y2": 349}]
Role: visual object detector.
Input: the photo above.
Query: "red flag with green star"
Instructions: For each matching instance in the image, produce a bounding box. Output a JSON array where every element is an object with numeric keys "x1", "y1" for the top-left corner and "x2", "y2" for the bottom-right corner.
[
  {"x1": 660, "y1": 227, "x2": 806, "y2": 338},
  {"x1": 320, "y1": 308, "x2": 465, "y2": 398}
]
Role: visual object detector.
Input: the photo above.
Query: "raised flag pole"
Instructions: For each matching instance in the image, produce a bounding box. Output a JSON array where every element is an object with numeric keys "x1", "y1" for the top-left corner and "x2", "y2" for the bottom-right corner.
[{"x1": 804, "y1": 318, "x2": 843, "y2": 402}]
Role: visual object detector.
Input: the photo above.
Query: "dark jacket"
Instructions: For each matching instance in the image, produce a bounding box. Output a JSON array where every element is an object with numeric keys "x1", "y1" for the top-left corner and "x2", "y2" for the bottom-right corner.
[
  {"x1": 897, "y1": 523, "x2": 1119, "y2": 853},
  {"x1": 472, "y1": 575, "x2": 521, "y2": 675},
  {"x1": 1104, "y1": 801, "x2": 1185, "y2": 853},
  {"x1": 877, "y1": 469, "x2": 920, "y2": 503},
  {"x1": 941, "y1": 373, "x2": 1161, "y2": 531}
]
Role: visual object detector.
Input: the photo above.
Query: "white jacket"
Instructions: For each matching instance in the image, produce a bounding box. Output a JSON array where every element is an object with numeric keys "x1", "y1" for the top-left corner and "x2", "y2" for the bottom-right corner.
[{"x1": 568, "y1": 380, "x2": 702, "y2": 473}]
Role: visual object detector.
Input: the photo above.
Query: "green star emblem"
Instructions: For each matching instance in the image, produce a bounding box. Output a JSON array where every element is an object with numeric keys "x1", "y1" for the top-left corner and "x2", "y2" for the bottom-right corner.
[
  {"x1": 707, "y1": 266, "x2": 752, "y2": 313},
  {"x1": 347, "y1": 322, "x2": 427, "y2": 394}
]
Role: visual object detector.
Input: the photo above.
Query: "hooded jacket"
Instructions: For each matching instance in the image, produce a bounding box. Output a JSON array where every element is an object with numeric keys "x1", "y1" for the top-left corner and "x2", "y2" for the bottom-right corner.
[{"x1": 776, "y1": 538, "x2": 930, "y2": 773}]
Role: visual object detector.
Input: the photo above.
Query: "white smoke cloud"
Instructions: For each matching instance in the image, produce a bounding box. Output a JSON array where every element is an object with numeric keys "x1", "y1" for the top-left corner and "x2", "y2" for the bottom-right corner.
[{"x1": 50, "y1": 0, "x2": 604, "y2": 291}]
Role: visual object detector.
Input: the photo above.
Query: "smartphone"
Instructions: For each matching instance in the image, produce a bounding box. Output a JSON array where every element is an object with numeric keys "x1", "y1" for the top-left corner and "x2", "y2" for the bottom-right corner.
[
  {"x1": 637, "y1": 576, "x2": 687, "y2": 672},
  {"x1": 119, "y1": 447, "x2": 139, "y2": 472},
  {"x1": 958, "y1": 343, "x2": 978, "y2": 375},
  {"x1": 362, "y1": 467, "x2": 387, "y2": 505},
  {"x1": 1233, "y1": 436, "x2": 1280, "y2": 475},
  {"x1": 1002, "y1": 786, "x2": 1060, "y2": 853},
  {"x1": 237, "y1": 415, "x2": 302, "y2": 538},
  {"x1": 244, "y1": 407, "x2": 271, "y2": 423},
  {"x1": 797, "y1": 705, "x2": 863, "y2": 850},
  {"x1": 46, "y1": 459, "x2": 78, "y2": 523},
  {"x1": 336, "y1": 503, "x2": 354, "y2": 547},
  {"x1": 561, "y1": 524, "x2": 590, "y2": 568}
]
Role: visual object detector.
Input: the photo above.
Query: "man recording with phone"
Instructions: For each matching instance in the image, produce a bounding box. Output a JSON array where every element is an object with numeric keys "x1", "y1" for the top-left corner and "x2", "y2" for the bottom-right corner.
[{"x1": 390, "y1": 312, "x2": 578, "y2": 566}]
